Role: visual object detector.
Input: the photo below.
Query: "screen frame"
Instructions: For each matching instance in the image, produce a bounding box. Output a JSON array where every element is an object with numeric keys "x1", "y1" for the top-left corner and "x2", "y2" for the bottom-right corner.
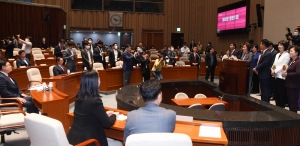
[{"x1": 217, "y1": 0, "x2": 250, "y2": 36}]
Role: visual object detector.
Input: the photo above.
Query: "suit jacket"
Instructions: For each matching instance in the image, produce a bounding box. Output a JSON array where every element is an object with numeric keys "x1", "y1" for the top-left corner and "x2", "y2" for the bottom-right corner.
[
  {"x1": 54, "y1": 45, "x2": 65, "y2": 58},
  {"x1": 270, "y1": 49, "x2": 278, "y2": 66},
  {"x1": 93, "y1": 46, "x2": 106, "y2": 69},
  {"x1": 63, "y1": 49, "x2": 77, "y2": 70},
  {"x1": 16, "y1": 58, "x2": 31, "y2": 68},
  {"x1": 240, "y1": 52, "x2": 254, "y2": 64},
  {"x1": 53, "y1": 64, "x2": 66, "y2": 76},
  {"x1": 109, "y1": 49, "x2": 121, "y2": 67},
  {"x1": 273, "y1": 51, "x2": 290, "y2": 79},
  {"x1": 67, "y1": 97, "x2": 116, "y2": 146},
  {"x1": 0, "y1": 72, "x2": 22, "y2": 103},
  {"x1": 3, "y1": 42, "x2": 14, "y2": 59},
  {"x1": 41, "y1": 41, "x2": 49, "y2": 49},
  {"x1": 137, "y1": 53, "x2": 150, "y2": 74},
  {"x1": 256, "y1": 49, "x2": 273, "y2": 79},
  {"x1": 205, "y1": 53, "x2": 217, "y2": 67},
  {"x1": 81, "y1": 49, "x2": 93, "y2": 69},
  {"x1": 285, "y1": 58, "x2": 300, "y2": 89},
  {"x1": 123, "y1": 103, "x2": 176, "y2": 142},
  {"x1": 189, "y1": 52, "x2": 200, "y2": 66},
  {"x1": 189, "y1": 43, "x2": 196, "y2": 51},
  {"x1": 292, "y1": 35, "x2": 300, "y2": 46},
  {"x1": 122, "y1": 51, "x2": 136, "y2": 71},
  {"x1": 231, "y1": 49, "x2": 242, "y2": 59}
]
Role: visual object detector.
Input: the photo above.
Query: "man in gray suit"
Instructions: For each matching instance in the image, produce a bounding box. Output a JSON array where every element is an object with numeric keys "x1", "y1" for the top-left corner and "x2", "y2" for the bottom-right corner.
[
  {"x1": 63, "y1": 42, "x2": 77, "y2": 73},
  {"x1": 123, "y1": 79, "x2": 176, "y2": 142}
]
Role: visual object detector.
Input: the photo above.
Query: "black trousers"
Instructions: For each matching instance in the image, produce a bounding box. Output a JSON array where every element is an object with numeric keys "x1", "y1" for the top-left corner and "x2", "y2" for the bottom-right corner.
[
  {"x1": 259, "y1": 78, "x2": 271, "y2": 103},
  {"x1": 270, "y1": 77, "x2": 275, "y2": 97},
  {"x1": 274, "y1": 78, "x2": 287, "y2": 108},
  {"x1": 23, "y1": 96, "x2": 39, "y2": 113},
  {"x1": 142, "y1": 68, "x2": 150, "y2": 81},
  {"x1": 286, "y1": 88, "x2": 300, "y2": 113},
  {"x1": 123, "y1": 70, "x2": 132, "y2": 86},
  {"x1": 82, "y1": 64, "x2": 92, "y2": 71},
  {"x1": 205, "y1": 66, "x2": 216, "y2": 82},
  {"x1": 252, "y1": 72, "x2": 259, "y2": 93}
]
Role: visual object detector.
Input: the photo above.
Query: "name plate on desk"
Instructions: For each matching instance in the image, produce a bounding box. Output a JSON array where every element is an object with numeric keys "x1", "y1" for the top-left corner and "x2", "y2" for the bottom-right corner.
[{"x1": 176, "y1": 115, "x2": 193, "y2": 122}]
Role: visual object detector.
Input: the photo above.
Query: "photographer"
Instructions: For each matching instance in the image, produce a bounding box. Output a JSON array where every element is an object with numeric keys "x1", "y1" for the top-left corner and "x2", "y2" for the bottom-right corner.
[
  {"x1": 2, "y1": 37, "x2": 14, "y2": 60},
  {"x1": 287, "y1": 28, "x2": 300, "y2": 46},
  {"x1": 151, "y1": 55, "x2": 168, "y2": 80}
]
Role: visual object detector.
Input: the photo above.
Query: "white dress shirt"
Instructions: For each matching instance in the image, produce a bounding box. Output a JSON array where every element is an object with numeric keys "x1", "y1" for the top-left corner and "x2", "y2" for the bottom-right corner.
[
  {"x1": 114, "y1": 49, "x2": 118, "y2": 61},
  {"x1": 272, "y1": 51, "x2": 290, "y2": 79}
]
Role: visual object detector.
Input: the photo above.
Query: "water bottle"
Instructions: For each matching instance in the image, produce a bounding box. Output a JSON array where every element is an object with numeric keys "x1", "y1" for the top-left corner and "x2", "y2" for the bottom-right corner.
[
  {"x1": 42, "y1": 82, "x2": 47, "y2": 92},
  {"x1": 67, "y1": 69, "x2": 70, "y2": 75},
  {"x1": 48, "y1": 82, "x2": 53, "y2": 91}
]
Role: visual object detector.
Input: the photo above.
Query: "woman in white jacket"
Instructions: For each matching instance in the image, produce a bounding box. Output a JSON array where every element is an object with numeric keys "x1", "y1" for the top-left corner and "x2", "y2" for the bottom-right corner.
[{"x1": 271, "y1": 40, "x2": 290, "y2": 108}]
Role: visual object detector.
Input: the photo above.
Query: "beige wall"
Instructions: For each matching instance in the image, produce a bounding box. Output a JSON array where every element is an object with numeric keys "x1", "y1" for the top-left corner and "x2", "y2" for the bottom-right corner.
[
  {"x1": 263, "y1": 0, "x2": 300, "y2": 43},
  {"x1": 33, "y1": 0, "x2": 264, "y2": 53}
]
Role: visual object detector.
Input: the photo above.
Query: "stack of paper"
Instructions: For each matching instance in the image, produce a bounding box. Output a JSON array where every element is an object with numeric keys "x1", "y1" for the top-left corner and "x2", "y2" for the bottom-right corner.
[{"x1": 199, "y1": 125, "x2": 221, "y2": 138}]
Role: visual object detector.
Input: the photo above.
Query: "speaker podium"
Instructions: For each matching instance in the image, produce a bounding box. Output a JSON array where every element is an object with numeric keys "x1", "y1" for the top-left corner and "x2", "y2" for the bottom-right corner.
[{"x1": 219, "y1": 59, "x2": 250, "y2": 95}]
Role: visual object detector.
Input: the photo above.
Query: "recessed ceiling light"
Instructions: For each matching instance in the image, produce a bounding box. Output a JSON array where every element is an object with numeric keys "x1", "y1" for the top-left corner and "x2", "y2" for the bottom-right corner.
[
  {"x1": 109, "y1": 32, "x2": 111, "y2": 33},
  {"x1": 76, "y1": 31, "x2": 79, "y2": 32},
  {"x1": 93, "y1": 32, "x2": 95, "y2": 33}
]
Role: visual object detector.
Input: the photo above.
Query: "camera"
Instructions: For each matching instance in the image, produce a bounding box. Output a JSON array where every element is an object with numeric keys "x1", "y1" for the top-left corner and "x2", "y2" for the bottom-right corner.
[{"x1": 285, "y1": 27, "x2": 292, "y2": 40}]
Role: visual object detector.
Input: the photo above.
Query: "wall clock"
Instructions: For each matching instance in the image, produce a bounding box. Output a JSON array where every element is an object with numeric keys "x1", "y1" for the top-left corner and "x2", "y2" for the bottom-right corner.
[{"x1": 109, "y1": 13, "x2": 123, "y2": 27}]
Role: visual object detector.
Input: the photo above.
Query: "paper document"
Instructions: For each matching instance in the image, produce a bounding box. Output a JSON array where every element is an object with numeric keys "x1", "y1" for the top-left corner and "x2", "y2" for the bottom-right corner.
[
  {"x1": 176, "y1": 115, "x2": 193, "y2": 122},
  {"x1": 199, "y1": 125, "x2": 221, "y2": 138}
]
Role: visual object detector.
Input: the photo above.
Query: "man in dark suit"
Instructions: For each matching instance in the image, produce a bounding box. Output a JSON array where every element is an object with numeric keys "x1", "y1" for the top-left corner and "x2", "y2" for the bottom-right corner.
[
  {"x1": 41, "y1": 37, "x2": 49, "y2": 50},
  {"x1": 253, "y1": 39, "x2": 273, "y2": 103},
  {"x1": 122, "y1": 44, "x2": 138, "y2": 86},
  {"x1": 124, "y1": 79, "x2": 176, "y2": 142},
  {"x1": 189, "y1": 40, "x2": 196, "y2": 52},
  {"x1": 205, "y1": 42, "x2": 212, "y2": 54},
  {"x1": 205, "y1": 47, "x2": 217, "y2": 82},
  {"x1": 81, "y1": 37, "x2": 87, "y2": 49},
  {"x1": 81, "y1": 42, "x2": 93, "y2": 70},
  {"x1": 136, "y1": 48, "x2": 150, "y2": 81},
  {"x1": 0, "y1": 60, "x2": 39, "y2": 113},
  {"x1": 189, "y1": 46, "x2": 201, "y2": 67},
  {"x1": 16, "y1": 50, "x2": 31, "y2": 68},
  {"x1": 93, "y1": 40, "x2": 106, "y2": 69},
  {"x1": 88, "y1": 38, "x2": 96, "y2": 55},
  {"x1": 2, "y1": 37, "x2": 14, "y2": 60},
  {"x1": 229, "y1": 42, "x2": 241, "y2": 58},
  {"x1": 54, "y1": 39, "x2": 65, "y2": 58},
  {"x1": 63, "y1": 42, "x2": 77, "y2": 73},
  {"x1": 53, "y1": 57, "x2": 66, "y2": 76},
  {"x1": 138, "y1": 42, "x2": 147, "y2": 52},
  {"x1": 109, "y1": 43, "x2": 121, "y2": 68},
  {"x1": 268, "y1": 41, "x2": 278, "y2": 100}
]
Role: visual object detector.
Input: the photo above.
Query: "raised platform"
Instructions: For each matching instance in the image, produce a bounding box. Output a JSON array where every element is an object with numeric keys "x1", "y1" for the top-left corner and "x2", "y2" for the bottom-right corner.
[{"x1": 116, "y1": 79, "x2": 300, "y2": 146}]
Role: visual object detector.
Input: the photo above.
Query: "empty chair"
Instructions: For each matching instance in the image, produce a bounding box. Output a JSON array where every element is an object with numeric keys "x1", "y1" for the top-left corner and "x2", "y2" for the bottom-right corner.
[
  {"x1": 149, "y1": 49, "x2": 156, "y2": 51},
  {"x1": 93, "y1": 63, "x2": 104, "y2": 71},
  {"x1": 188, "y1": 103, "x2": 203, "y2": 110},
  {"x1": 179, "y1": 57, "x2": 188, "y2": 61},
  {"x1": 14, "y1": 48, "x2": 20, "y2": 51},
  {"x1": 174, "y1": 92, "x2": 188, "y2": 99},
  {"x1": 176, "y1": 61, "x2": 185, "y2": 66},
  {"x1": 194, "y1": 94, "x2": 207, "y2": 98},
  {"x1": 32, "y1": 50, "x2": 42, "y2": 55},
  {"x1": 27, "y1": 68, "x2": 42, "y2": 86},
  {"x1": 116, "y1": 61, "x2": 123, "y2": 67},
  {"x1": 150, "y1": 51, "x2": 158, "y2": 54},
  {"x1": 209, "y1": 103, "x2": 226, "y2": 111},
  {"x1": 33, "y1": 54, "x2": 45, "y2": 61},
  {"x1": 13, "y1": 60, "x2": 17, "y2": 69},
  {"x1": 126, "y1": 133, "x2": 192, "y2": 146},
  {"x1": 32, "y1": 48, "x2": 41, "y2": 51},
  {"x1": 201, "y1": 58, "x2": 205, "y2": 62},
  {"x1": 24, "y1": 113, "x2": 100, "y2": 146},
  {"x1": 13, "y1": 50, "x2": 18, "y2": 56},
  {"x1": 49, "y1": 65, "x2": 55, "y2": 77}
]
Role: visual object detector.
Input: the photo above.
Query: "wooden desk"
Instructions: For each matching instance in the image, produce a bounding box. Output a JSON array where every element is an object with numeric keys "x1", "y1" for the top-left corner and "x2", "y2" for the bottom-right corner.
[
  {"x1": 67, "y1": 107, "x2": 228, "y2": 146},
  {"x1": 9, "y1": 65, "x2": 50, "y2": 91},
  {"x1": 171, "y1": 97, "x2": 228, "y2": 107},
  {"x1": 35, "y1": 59, "x2": 56, "y2": 66},
  {"x1": 42, "y1": 72, "x2": 82, "y2": 104},
  {"x1": 161, "y1": 66, "x2": 198, "y2": 80},
  {"x1": 31, "y1": 83, "x2": 70, "y2": 133}
]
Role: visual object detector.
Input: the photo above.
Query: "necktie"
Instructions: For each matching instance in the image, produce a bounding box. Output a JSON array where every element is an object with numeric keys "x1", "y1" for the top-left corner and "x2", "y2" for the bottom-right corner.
[
  {"x1": 194, "y1": 53, "x2": 196, "y2": 63},
  {"x1": 23, "y1": 58, "x2": 28, "y2": 65},
  {"x1": 60, "y1": 65, "x2": 65, "y2": 72}
]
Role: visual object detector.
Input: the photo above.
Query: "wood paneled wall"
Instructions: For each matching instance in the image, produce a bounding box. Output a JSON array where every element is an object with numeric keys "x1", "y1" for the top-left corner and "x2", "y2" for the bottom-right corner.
[
  {"x1": 30, "y1": 0, "x2": 264, "y2": 53},
  {"x1": 0, "y1": 1, "x2": 66, "y2": 48}
]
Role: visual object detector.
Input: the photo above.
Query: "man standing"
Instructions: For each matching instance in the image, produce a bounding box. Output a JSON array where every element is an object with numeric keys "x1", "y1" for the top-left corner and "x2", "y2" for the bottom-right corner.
[
  {"x1": 54, "y1": 40, "x2": 65, "y2": 58},
  {"x1": 0, "y1": 60, "x2": 39, "y2": 113},
  {"x1": 81, "y1": 42, "x2": 93, "y2": 71},
  {"x1": 53, "y1": 57, "x2": 66, "y2": 76},
  {"x1": 189, "y1": 40, "x2": 196, "y2": 52},
  {"x1": 2, "y1": 37, "x2": 14, "y2": 60},
  {"x1": 205, "y1": 42, "x2": 212, "y2": 54},
  {"x1": 41, "y1": 37, "x2": 49, "y2": 50},
  {"x1": 93, "y1": 40, "x2": 106, "y2": 69},
  {"x1": 109, "y1": 43, "x2": 121, "y2": 67},
  {"x1": 189, "y1": 46, "x2": 201, "y2": 67},
  {"x1": 122, "y1": 44, "x2": 137, "y2": 86},
  {"x1": 229, "y1": 43, "x2": 240, "y2": 57},
  {"x1": 268, "y1": 41, "x2": 278, "y2": 100},
  {"x1": 138, "y1": 41, "x2": 147, "y2": 52},
  {"x1": 124, "y1": 79, "x2": 176, "y2": 142},
  {"x1": 19, "y1": 36, "x2": 32, "y2": 61},
  {"x1": 180, "y1": 42, "x2": 190, "y2": 57},
  {"x1": 88, "y1": 38, "x2": 95, "y2": 55},
  {"x1": 253, "y1": 39, "x2": 273, "y2": 103},
  {"x1": 63, "y1": 42, "x2": 77, "y2": 73},
  {"x1": 205, "y1": 47, "x2": 217, "y2": 82},
  {"x1": 82, "y1": 37, "x2": 87, "y2": 48},
  {"x1": 16, "y1": 50, "x2": 31, "y2": 68},
  {"x1": 137, "y1": 48, "x2": 151, "y2": 81}
]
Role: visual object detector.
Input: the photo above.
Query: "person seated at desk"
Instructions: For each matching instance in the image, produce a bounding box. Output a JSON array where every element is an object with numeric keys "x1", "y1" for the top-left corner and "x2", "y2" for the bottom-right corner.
[
  {"x1": 0, "y1": 60, "x2": 39, "y2": 113},
  {"x1": 124, "y1": 79, "x2": 176, "y2": 142},
  {"x1": 53, "y1": 57, "x2": 66, "y2": 76},
  {"x1": 67, "y1": 70, "x2": 122, "y2": 146},
  {"x1": 16, "y1": 50, "x2": 31, "y2": 68}
]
